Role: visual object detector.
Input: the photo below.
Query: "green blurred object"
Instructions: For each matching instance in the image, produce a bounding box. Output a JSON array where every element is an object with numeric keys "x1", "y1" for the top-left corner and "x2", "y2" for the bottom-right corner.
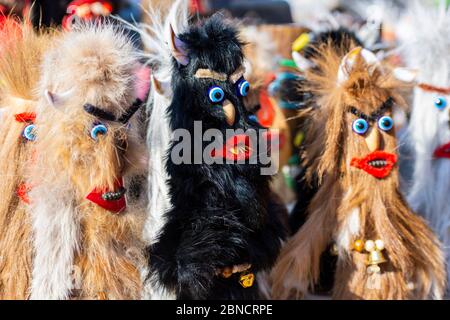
[
  {"x1": 279, "y1": 59, "x2": 297, "y2": 69},
  {"x1": 288, "y1": 154, "x2": 300, "y2": 166},
  {"x1": 434, "y1": 0, "x2": 450, "y2": 7}
]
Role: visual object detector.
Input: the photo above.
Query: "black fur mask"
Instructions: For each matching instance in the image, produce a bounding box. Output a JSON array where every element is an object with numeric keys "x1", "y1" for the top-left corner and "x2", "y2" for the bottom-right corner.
[
  {"x1": 169, "y1": 15, "x2": 251, "y2": 132},
  {"x1": 148, "y1": 14, "x2": 286, "y2": 300}
]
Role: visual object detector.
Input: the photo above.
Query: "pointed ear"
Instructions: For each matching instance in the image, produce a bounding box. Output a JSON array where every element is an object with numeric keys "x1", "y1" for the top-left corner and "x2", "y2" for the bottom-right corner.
[
  {"x1": 292, "y1": 51, "x2": 314, "y2": 71},
  {"x1": 337, "y1": 47, "x2": 362, "y2": 84},
  {"x1": 393, "y1": 68, "x2": 418, "y2": 83},
  {"x1": 169, "y1": 25, "x2": 189, "y2": 66},
  {"x1": 151, "y1": 75, "x2": 171, "y2": 99},
  {"x1": 337, "y1": 47, "x2": 381, "y2": 85},
  {"x1": 44, "y1": 89, "x2": 73, "y2": 107}
]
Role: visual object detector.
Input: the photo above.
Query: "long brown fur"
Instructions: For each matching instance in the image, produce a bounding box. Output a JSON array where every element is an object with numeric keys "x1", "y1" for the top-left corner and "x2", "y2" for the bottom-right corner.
[
  {"x1": 271, "y1": 40, "x2": 446, "y2": 300},
  {"x1": 0, "y1": 19, "x2": 56, "y2": 300}
]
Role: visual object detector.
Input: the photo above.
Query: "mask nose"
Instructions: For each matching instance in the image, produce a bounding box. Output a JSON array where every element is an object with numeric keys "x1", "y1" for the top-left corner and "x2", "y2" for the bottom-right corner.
[
  {"x1": 223, "y1": 99, "x2": 236, "y2": 126},
  {"x1": 365, "y1": 127, "x2": 381, "y2": 152}
]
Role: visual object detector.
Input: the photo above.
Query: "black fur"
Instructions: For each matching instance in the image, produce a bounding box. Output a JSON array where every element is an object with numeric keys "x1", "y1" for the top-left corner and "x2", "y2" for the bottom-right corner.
[{"x1": 149, "y1": 15, "x2": 286, "y2": 300}]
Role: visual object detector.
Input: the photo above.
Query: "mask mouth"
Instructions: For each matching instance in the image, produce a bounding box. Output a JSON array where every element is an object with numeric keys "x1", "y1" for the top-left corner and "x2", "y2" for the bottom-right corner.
[
  {"x1": 433, "y1": 142, "x2": 450, "y2": 159},
  {"x1": 350, "y1": 151, "x2": 397, "y2": 179},
  {"x1": 101, "y1": 187, "x2": 126, "y2": 201},
  {"x1": 86, "y1": 178, "x2": 127, "y2": 213},
  {"x1": 211, "y1": 134, "x2": 253, "y2": 161}
]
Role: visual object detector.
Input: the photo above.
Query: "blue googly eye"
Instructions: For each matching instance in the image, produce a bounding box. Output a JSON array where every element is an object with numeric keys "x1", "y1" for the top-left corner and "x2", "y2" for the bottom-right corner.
[
  {"x1": 208, "y1": 86, "x2": 225, "y2": 103},
  {"x1": 237, "y1": 79, "x2": 250, "y2": 97},
  {"x1": 352, "y1": 118, "x2": 369, "y2": 135},
  {"x1": 23, "y1": 124, "x2": 36, "y2": 141},
  {"x1": 434, "y1": 97, "x2": 447, "y2": 110},
  {"x1": 248, "y1": 114, "x2": 259, "y2": 123},
  {"x1": 90, "y1": 123, "x2": 108, "y2": 140},
  {"x1": 378, "y1": 116, "x2": 394, "y2": 132}
]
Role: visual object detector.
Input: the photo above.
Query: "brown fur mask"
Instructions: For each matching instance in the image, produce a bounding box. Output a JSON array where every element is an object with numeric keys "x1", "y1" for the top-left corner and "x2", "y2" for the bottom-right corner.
[
  {"x1": 0, "y1": 19, "x2": 56, "y2": 299},
  {"x1": 271, "y1": 42, "x2": 446, "y2": 300},
  {"x1": 28, "y1": 23, "x2": 147, "y2": 300}
]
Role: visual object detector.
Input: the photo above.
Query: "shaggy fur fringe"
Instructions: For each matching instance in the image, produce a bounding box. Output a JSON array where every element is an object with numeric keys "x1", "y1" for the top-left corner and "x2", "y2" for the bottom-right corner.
[
  {"x1": 0, "y1": 19, "x2": 56, "y2": 300},
  {"x1": 271, "y1": 40, "x2": 446, "y2": 300},
  {"x1": 401, "y1": 0, "x2": 450, "y2": 289},
  {"x1": 29, "y1": 23, "x2": 147, "y2": 300},
  {"x1": 147, "y1": 2, "x2": 286, "y2": 299}
]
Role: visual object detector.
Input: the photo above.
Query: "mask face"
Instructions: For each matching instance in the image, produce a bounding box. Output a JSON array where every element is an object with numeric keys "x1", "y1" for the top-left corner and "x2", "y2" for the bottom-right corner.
[
  {"x1": 347, "y1": 97, "x2": 398, "y2": 179},
  {"x1": 169, "y1": 15, "x2": 254, "y2": 131}
]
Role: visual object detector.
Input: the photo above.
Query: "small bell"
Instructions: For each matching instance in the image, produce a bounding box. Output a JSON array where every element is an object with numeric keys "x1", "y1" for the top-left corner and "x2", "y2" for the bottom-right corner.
[
  {"x1": 366, "y1": 249, "x2": 387, "y2": 266},
  {"x1": 239, "y1": 271, "x2": 255, "y2": 288},
  {"x1": 364, "y1": 239, "x2": 387, "y2": 290}
]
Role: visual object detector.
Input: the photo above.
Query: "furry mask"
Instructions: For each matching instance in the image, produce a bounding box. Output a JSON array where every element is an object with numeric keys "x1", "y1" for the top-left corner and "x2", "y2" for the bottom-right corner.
[
  {"x1": 147, "y1": 0, "x2": 286, "y2": 300},
  {"x1": 400, "y1": 0, "x2": 450, "y2": 291},
  {"x1": 271, "y1": 42, "x2": 445, "y2": 300},
  {"x1": 29, "y1": 23, "x2": 147, "y2": 300},
  {"x1": 0, "y1": 18, "x2": 54, "y2": 300}
]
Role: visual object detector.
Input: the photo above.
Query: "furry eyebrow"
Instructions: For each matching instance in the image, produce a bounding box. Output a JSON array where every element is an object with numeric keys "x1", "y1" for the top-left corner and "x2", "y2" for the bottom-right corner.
[
  {"x1": 348, "y1": 98, "x2": 394, "y2": 122},
  {"x1": 229, "y1": 66, "x2": 246, "y2": 84},
  {"x1": 194, "y1": 66, "x2": 246, "y2": 83},
  {"x1": 83, "y1": 104, "x2": 116, "y2": 122},
  {"x1": 194, "y1": 69, "x2": 227, "y2": 81},
  {"x1": 83, "y1": 99, "x2": 143, "y2": 124}
]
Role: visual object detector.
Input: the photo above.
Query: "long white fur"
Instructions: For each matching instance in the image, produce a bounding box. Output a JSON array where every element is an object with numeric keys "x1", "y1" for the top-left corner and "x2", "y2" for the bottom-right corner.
[
  {"x1": 337, "y1": 208, "x2": 361, "y2": 256},
  {"x1": 131, "y1": 0, "x2": 189, "y2": 299},
  {"x1": 401, "y1": 0, "x2": 450, "y2": 289},
  {"x1": 29, "y1": 23, "x2": 140, "y2": 299},
  {"x1": 30, "y1": 183, "x2": 80, "y2": 299}
]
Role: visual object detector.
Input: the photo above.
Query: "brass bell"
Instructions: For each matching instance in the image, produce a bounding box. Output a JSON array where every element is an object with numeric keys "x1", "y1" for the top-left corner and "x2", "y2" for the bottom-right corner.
[
  {"x1": 366, "y1": 249, "x2": 387, "y2": 266},
  {"x1": 239, "y1": 271, "x2": 255, "y2": 288}
]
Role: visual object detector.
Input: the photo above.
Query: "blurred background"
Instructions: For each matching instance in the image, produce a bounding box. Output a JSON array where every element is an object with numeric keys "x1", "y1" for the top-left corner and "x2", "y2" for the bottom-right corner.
[{"x1": 0, "y1": 0, "x2": 446, "y2": 27}]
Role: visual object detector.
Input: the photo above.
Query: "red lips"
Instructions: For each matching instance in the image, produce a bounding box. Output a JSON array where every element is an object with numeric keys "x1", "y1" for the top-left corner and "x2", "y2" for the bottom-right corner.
[
  {"x1": 350, "y1": 151, "x2": 397, "y2": 179},
  {"x1": 14, "y1": 112, "x2": 36, "y2": 123},
  {"x1": 434, "y1": 142, "x2": 450, "y2": 159},
  {"x1": 211, "y1": 134, "x2": 253, "y2": 161},
  {"x1": 86, "y1": 178, "x2": 126, "y2": 214}
]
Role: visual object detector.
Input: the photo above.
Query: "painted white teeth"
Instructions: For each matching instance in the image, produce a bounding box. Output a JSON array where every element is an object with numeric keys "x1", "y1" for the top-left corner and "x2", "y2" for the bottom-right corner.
[
  {"x1": 369, "y1": 160, "x2": 387, "y2": 168},
  {"x1": 101, "y1": 187, "x2": 126, "y2": 201}
]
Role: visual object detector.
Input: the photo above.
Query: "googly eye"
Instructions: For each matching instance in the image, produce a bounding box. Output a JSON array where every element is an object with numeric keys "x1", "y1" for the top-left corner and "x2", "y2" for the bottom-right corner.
[
  {"x1": 352, "y1": 118, "x2": 369, "y2": 135},
  {"x1": 90, "y1": 123, "x2": 108, "y2": 140},
  {"x1": 378, "y1": 116, "x2": 394, "y2": 132},
  {"x1": 248, "y1": 114, "x2": 259, "y2": 123},
  {"x1": 208, "y1": 86, "x2": 225, "y2": 103},
  {"x1": 237, "y1": 79, "x2": 250, "y2": 97},
  {"x1": 434, "y1": 97, "x2": 447, "y2": 110},
  {"x1": 23, "y1": 124, "x2": 36, "y2": 141}
]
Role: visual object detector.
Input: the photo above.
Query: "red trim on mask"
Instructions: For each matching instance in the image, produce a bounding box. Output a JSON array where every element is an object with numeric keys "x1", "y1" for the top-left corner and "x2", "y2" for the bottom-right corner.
[
  {"x1": 350, "y1": 151, "x2": 397, "y2": 179},
  {"x1": 17, "y1": 183, "x2": 32, "y2": 204},
  {"x1": 86, "y1": 177, "x2": 126, "y2": 213},
  {"x1": 418, "y1": 83, "x2": 450, "y2": 95},
  {"x1": 15, "y1": 112, "x2": 36, "y2": 123},
  {"x1": 434, "y1": 142, "x2": 450, "y2": 159},
  {"x1": 211, "y1": 134, "x2": 254, "y2": 161}
]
